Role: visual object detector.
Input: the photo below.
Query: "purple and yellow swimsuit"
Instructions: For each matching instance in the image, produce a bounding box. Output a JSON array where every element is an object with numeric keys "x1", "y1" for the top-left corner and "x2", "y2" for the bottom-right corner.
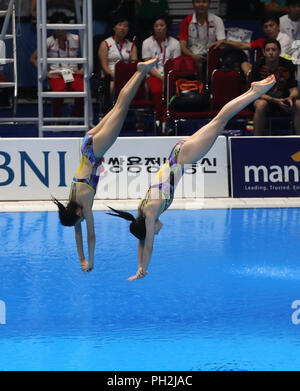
[
  {"x1": 69, "y1": 134, "x2": 103, "y2": 199},
  {"x1": 139, "y1": 139, "x2": 186, "y2": 216}
]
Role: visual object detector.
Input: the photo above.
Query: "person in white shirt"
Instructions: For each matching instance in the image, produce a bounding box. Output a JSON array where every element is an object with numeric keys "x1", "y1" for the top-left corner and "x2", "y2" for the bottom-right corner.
[
  {"x1": 280, "y1": 0, "x2": 300, "y2": 79},
  {"x1": 277, "y1": 30, "x2": 295, "y2": 55},
  {"x1": 217, "y1": 14, "x2": 294, "y2": 76},
  {"x1": 179, "y1": 0, "x2": 225, "y2": 79},
  {"x1": 142, "y1": 14, "x2": 181, "y2": 130},
  {"x1": 98, "y1": 16, "x2": 138, "y2": 97},
  {"x1": 280, "y1": 0, "x2": 300, "y2": 40}
]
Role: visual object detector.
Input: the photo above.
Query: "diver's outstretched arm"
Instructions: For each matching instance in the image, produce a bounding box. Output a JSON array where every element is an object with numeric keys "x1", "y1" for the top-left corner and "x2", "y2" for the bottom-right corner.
[
  {"x1": 74, "y1": 223, "x2": 89, "y2": 272},
  {"x1": 127, "y1": 216, "x2": 155, "y2": 281},
  {"x1": 84, "y1": 208, "x2": 95, "y2": 272}
]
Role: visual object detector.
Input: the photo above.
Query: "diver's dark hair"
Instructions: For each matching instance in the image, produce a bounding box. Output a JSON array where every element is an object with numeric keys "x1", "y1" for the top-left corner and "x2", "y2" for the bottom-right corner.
[
  {"x1": 52, "y1": 196, "x2": 81, "y2": 227},
  {"x1": 106, "y1": 206, "x2": 146, "y2": 240}
]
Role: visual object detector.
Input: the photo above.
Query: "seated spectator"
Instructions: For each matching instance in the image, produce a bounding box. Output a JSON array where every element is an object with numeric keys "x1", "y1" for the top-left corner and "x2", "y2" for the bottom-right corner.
[
  {"x1": 30, "y1": 12, "x2": 84, "y2": 118},
  {"x1": 142, "y1": 14, "x2": 181, "y2": 131},
  {"x1": 280, "y1": 0, "x2": 300, "y2": 40},
  {"x1": 31, "y1": 0, "x2": 75, "y2": 22},
  {"x1": 179, "y1": 0, "x2": 225, "y2": 81},
  {"x1": 216, "y1": 14, "x2": 294, "y2": 76},
  {"x1": 251, "y1": 38, "x2": 300, "y2": 135},
  {"x1": 260, "y1": 0, "x2": 289, "y2": 16},
  {"x1": 98, "y1": 16, "x2": 138, "y2": 100}
]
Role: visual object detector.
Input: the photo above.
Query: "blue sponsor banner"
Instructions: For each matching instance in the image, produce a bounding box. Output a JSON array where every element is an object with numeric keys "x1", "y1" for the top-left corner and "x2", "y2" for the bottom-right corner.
[{"x1": 230, "y1": 137, "x2": 300, "y2": 197}]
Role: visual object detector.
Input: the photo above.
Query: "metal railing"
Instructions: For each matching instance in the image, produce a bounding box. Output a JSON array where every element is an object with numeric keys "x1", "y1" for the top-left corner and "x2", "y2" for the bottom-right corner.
[
  {"x1": 0, "y1": 0, "x2": 17, "y2": 115},
  {"x1": 36, "y1": 0, "x2": 93, "y2": 136}
]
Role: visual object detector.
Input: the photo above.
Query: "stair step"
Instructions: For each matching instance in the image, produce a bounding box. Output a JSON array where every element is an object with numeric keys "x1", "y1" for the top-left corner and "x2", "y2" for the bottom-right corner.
[
  {"x1": 0, "y1": 82, "x2": 15, "y2": 88},
  {"x1": 42, "y1": 125, "x2": 89, "y2": 132},
  {"x1": 43, "y1": 23, "x2": 86, "y2": 30},
  {"x1": 41, "y1": 91, "x2": 87, "y2": 98}
]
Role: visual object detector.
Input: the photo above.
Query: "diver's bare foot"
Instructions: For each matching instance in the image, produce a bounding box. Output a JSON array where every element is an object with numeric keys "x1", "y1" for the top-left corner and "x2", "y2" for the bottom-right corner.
[
  {"x1": 80, "y1": 259, "x2": 89, "y2": 272},
  {"x1": 87, "y1": 260, "x2": 94, "y2": 273},
  {"x1": 137, "y1": 57, "x2": 158, "y2": 74},
  {"x1": 251, "y1": 74, "x2": 276, "y2": 96},
  {"x1": 127, "y1": 270, "x2": 148, "y2": 281}
]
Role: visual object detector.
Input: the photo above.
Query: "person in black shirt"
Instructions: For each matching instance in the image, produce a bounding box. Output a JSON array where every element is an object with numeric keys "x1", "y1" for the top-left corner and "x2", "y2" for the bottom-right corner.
[{"x1": 252, "y1": 38, "x2": 300, "y2": 135}]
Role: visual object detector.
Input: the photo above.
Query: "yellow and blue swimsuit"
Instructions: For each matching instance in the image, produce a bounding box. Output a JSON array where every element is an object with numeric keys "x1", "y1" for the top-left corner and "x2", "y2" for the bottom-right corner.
[
  {"x1": 69, "y1": 134, "x2": 103, "y2": 199},
  {"x1": 139, "y1": 139, "x2": 186, "y2": 216}
]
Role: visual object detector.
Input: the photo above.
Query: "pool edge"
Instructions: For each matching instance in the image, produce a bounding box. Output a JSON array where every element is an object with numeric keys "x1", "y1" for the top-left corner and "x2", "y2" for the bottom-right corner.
[{"x1": 0, "y1": 198, "x2": 300, "y2": 212}]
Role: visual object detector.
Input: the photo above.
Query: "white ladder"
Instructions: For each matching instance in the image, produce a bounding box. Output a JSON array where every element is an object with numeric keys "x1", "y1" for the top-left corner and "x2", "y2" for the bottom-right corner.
[
  {"x1": 0, "y1": 0, "x2": 17, "y2": 115},
  {"x1": 36, "y1": 0, "x2": 94, "y2": 136}
]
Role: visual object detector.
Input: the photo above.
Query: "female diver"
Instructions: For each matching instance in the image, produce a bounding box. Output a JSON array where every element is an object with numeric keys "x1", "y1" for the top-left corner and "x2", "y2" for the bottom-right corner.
[
  {"x1": 52, "y1": 58, "x2": 158, "y2": 272},
  {"x1": 107, "y1": 74, "x2": 276, "y2": 281}
]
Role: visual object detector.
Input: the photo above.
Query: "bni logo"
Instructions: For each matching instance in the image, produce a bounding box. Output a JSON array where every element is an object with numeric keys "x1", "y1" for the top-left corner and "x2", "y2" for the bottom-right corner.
[{"x1": 0, "y1": 300, "x2": 6, "y2": 325}]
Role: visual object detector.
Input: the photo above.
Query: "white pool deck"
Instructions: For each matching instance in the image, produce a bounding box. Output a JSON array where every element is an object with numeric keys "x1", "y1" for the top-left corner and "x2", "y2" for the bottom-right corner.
[{"x1": 0, "y1": 198, "x2": 300, "y2": 212}]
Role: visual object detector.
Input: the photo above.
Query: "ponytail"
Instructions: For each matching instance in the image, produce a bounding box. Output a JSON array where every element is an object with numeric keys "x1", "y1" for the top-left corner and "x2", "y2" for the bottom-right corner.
[
  {"x1": 106, "y1": 206, "x2": 146, "y2": 240},
  {"x1": 52, "y1": 196, "x2": 81, "y2": 227}
]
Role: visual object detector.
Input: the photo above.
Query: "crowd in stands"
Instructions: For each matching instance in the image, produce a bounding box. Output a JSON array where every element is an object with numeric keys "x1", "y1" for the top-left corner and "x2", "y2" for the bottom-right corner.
[
  {"x1": 2, "y1": 0, "x2": 300, "y2": 136},
  {"x1": 94, "y1": 0, "x2": 300, "y2": 135}
]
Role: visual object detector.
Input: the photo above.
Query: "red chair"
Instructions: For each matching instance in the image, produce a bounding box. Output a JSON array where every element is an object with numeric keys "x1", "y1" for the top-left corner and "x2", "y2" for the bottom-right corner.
[
  {"x1": 162, "y1": 57, "x2": 199, "y2": 111},
  {"x1": 206, "y1": 47, "x2": 223, "y2": 88},
  {"x1": 165, "y1": 68, "x2": 216, "y2": 134},
  {"x1": 211, "y1": 69, "x2": 253, "y2": 119},
  {"x1": 114, "y1": 61, "x2": 156, "y2": 131}
]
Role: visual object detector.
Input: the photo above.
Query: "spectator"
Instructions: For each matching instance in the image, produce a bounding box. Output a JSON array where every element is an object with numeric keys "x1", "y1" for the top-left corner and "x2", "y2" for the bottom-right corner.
[
  {"x1": 142, "y1": 14, "x2": 181, "y2": 131},
  {"x1": 98, "y1": 16, "x2": 138, "y2": 100},
  {"x1": 217, "y1": 14, "x2": 294, "y2": 76},
  {"x1": 179, "y1": 0, "x2": 225, "y2": 80},
  {"x1": 31, "y1": 0, "x2": 75, "y2": 22},
  {"x1": 280, "y1": 0, "x2": 300, "y2": 40},
  {"x1": 30, "y1": 12, "x2": 84, "y2": 118},
  {"x1": 251, "y1": 38, "x2": 300, "y2": 135},
  {"x1": 260, "y1": 0, "x2": 289, "y2": 16}
]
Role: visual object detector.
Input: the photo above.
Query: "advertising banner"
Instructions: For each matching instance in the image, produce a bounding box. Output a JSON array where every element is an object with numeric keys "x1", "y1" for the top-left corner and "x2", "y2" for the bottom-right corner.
[
  {"x1": 230, "y1": 136, "x2": 300, "y2": 197},
  {"x1": 0, "y1": 138, "x2": 81, "y2": 200},
  {"x1": 96, "y1": 136, "x2": 229, "y2": 199},
  {"x1": 0, "y1": 136, "x2": 228, "y2": 201}
]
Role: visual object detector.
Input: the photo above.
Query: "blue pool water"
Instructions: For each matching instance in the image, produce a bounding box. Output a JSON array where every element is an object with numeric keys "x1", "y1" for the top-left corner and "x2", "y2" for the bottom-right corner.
[{"x1": 1, "y1": 208, "x2": 300, "y2": 371}]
